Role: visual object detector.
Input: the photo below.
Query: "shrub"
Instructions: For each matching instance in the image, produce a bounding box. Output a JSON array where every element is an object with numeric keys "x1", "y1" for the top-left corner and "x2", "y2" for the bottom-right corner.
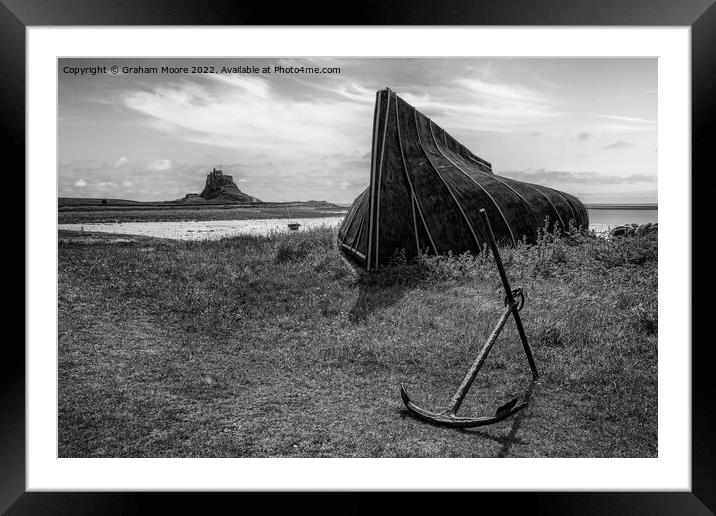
[
  {"x1": 274, "y1": 239, "x2": 314, "y2": 264},
  {"x1": 355, "y1": 219, "x2": 655, "y2": 287},
  {"x1": 359, "y1": 248, "x2": 490, "y2": 287},
  {"x1": 592, "y1": 233, "x2": 657, "y2": 267},
  {"x1": 631, "y1": 304, "x2": 658, "y2": 335},
  {"x1": 533, "y1": 318, "x2": 570, "y2": 348},
  {"x1": 272, "y1": 226, "x2": 337, "y2": 264}
]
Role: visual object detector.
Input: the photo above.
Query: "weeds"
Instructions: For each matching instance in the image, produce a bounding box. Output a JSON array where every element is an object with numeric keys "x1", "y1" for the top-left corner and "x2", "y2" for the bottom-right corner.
[
  {"x1": 275, "y1": 240, "x2": 314, "y2": 263},
  {"x1": 273, "y1": 227, "x2": 337, "y2": 264},
  {"x1": 359, "y1": 220, "x2": 656, "y2": 287}
]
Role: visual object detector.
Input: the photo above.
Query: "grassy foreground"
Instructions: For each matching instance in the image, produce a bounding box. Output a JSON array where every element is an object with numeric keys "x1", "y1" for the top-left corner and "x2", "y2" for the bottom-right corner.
[{"x1": 58, "y1": 225, "x2": 657, "y2": 457}]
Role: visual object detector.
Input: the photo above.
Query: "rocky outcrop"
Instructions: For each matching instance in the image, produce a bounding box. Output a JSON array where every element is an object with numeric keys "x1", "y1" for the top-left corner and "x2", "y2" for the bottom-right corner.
[
  {"x1": 199, "y1": 168, "x2": 259, "y2": 202},
  {"x1": 610, "y1": 222, "x2": 658, "y2": 237}
]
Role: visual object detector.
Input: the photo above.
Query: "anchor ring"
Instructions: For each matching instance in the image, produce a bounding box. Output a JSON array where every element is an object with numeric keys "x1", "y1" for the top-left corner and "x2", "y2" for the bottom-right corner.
[{"x1": 504, "y1": 288, "x2": 525, "y2": 311}]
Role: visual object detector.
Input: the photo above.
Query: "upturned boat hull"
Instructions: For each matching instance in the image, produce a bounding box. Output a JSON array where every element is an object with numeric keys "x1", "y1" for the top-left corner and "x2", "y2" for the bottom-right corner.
[{"x1": 338, "y1": 88, "x2": 589, "y2": 270}]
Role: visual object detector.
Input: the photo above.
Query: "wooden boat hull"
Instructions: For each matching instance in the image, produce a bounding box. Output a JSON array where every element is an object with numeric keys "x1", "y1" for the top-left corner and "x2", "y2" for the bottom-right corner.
[{"x1": 338, "y1": 88, "x2": 589, "y2": 270}]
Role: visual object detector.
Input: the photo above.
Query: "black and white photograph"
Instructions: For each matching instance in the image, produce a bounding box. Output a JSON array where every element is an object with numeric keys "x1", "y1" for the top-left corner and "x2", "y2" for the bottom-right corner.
[{"x1": 56, "y1": 56, "x2": 659, "y2": 459}]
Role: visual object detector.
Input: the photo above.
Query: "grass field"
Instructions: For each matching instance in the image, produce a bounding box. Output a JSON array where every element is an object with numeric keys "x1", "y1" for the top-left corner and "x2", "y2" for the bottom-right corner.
[{"x1": 58, "y1": 224, "x2": 657, "y2": 457}]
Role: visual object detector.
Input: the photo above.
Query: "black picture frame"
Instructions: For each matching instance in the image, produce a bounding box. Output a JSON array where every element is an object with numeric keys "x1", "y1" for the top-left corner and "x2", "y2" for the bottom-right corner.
[{"x1": 5, "y1": 0, "x2": 712, "y2": 513}]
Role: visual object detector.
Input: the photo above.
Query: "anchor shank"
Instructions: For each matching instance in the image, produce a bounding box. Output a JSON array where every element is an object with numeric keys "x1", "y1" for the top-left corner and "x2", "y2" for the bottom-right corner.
[
  {"x1": 448, "y1": 304, "x2": 514, "y2": 413},
  {"x1": 511, "y1": 308, "x2": 538, "y2": 378},
  {"x1": 479, "y1": 209, "x2": 539, "y2": 378}
]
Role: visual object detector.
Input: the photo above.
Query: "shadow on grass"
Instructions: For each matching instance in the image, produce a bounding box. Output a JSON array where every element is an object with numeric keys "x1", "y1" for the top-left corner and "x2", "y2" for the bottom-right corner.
[
  {"x1": 348, "y1": 282, "x2": 409, "y2": 323},
  {"x1": 452, "y1": 377, "x2": 537, "y2": 457},
  {"x1": 494, "y1": 377, "x2": 537, "y2": 457}
]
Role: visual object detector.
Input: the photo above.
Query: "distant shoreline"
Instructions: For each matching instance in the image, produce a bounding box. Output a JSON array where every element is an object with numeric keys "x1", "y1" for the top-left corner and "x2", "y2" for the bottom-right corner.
[
  {"x1": 58, "y1": 197, "x2": 343, "y2": 210},
  {"x1": 60, "y1": 197, "x2": 656, "y2": 211},
  {"x1": 585, "y1": 204, "x2": 657, "y2": 210}
]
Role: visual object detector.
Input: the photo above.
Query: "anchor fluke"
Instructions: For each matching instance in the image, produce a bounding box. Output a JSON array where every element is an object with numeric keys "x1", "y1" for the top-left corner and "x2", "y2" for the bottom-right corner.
[
  {"x1": 495, "y1": 397, "x2": 527, "y2": 417},
  {"x1": 400, "y1": 384, "x2": 527, "y2": 428}
]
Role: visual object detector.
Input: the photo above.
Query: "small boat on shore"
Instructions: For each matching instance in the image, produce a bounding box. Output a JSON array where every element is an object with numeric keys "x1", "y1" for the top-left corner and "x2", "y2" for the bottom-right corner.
[{"x1": 284, "y1": 202, "x2": 301, "y2": 231}]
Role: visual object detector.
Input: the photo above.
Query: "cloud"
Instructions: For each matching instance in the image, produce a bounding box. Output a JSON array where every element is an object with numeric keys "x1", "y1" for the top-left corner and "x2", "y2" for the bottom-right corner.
[
  {"x1": 400, "y1": 76, "x2": 563, "y2": 134},
  {"x1": 457, "y1": 78, "x2": 543, "y2": 103},
  {"x1": 58, "y1": 155, "x2": 366, "y2": 203},
  {"x1": 59, "y1": 158, "x2": 210, "y2": 201},
  {"x1": 63, "y1": 159, "x2": 105, "y2": 172},
  {"x1": 596, "y1": 114, "x2": 655, "y2": 124},
  {"x1": 147, "y1": 159, "x2": 173, "y2": 170},
  {"x1": 119, "y1": 75, "x2": 372, "y2": 159},
  {"x1": 602, "y1": 140, "x2": 636, "y2": 150},
  {"x1": 338, "y1": 156, "x2": 371, "y2": 169},
  {"x1": 498, "y1": 168, "x2": 656, "y2": 185},
  {"x1": 58, "y1": 58, "x2": 657, "y2": 204},
  {"x1": 107, "y1": 76, "x2": 385, "y2": 202}
]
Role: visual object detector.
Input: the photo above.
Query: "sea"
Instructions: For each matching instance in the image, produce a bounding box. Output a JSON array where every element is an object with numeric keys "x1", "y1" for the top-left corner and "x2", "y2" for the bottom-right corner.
[
  {"x1": 58, "y1": 208, "x2": 657, "y2": 241},
  {"x1": 587, "y1": 208, "x2": 658, "y2": 234}
]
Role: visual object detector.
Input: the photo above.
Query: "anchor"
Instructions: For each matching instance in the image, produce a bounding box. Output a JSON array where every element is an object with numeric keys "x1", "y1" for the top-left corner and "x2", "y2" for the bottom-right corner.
[{"x1": 400, "y1": 208, "x2": 539, "y2": 428}]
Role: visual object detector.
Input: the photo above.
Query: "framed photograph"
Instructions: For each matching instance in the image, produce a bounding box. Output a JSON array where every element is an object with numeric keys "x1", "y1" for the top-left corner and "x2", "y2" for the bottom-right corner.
[{"x1": 8, "y1": 0, "x2": 712, "y2": 512}]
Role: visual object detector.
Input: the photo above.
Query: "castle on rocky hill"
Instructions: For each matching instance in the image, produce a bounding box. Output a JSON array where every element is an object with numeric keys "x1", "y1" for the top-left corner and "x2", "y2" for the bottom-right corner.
[{"x1": 184, "y1": 167, "x2": 259, "y2": 202}]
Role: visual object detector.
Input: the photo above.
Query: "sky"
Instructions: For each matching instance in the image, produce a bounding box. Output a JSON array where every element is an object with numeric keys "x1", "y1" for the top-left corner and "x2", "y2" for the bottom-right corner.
[{"x1": 58, "y1": 57, "x2": 657, "y2": 204}]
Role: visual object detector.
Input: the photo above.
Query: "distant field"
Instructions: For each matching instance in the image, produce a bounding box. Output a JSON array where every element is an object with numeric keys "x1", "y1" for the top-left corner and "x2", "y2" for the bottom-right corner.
[
  {"x1": 58, "y1": 226, "x2": 657, "y2": 458},
  {"x1": 58, "y1": 202, "x2": 348, "y2": 224},
  {"x1": 58, "y1": 197, "x2": 144, "y2": 207}
]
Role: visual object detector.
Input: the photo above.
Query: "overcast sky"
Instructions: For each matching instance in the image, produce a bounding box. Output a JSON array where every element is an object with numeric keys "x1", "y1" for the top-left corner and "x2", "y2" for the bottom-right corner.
[{"x1": 58, "y1": 57, "x2": 657, "y2": 204}]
